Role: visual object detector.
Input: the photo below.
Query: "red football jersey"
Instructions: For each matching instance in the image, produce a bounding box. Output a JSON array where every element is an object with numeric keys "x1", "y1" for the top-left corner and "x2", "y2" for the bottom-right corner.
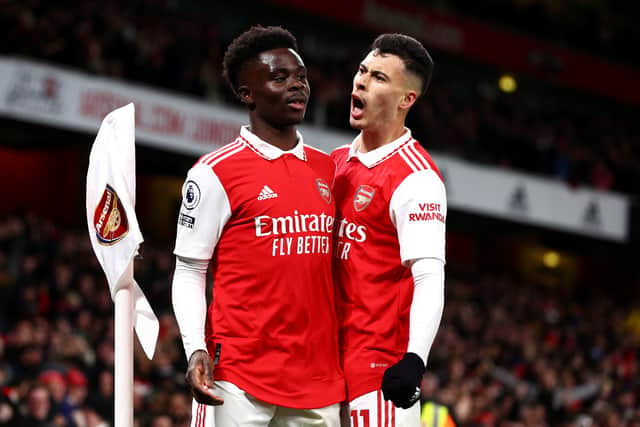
[
  {"x1": 174, "y1": 127, "x2": 345, "y2": 409},
  {"x1": 331, "y1": 130, "x2": 446, "y2": 401}
]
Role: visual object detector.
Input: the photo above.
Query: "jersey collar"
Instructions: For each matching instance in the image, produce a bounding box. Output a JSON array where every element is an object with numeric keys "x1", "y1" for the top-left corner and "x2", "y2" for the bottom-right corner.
[
  {"x1": 348, "y1": 128, "x2": 413, "y2": 168},
  {"x1": 240, "y1": 126, "x2": 307, "y2": 161}
]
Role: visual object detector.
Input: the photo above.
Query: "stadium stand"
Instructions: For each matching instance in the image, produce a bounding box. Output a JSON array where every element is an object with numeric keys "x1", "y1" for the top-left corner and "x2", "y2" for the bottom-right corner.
[
  {"x1": 430, "y1": 0, "x2": 640, "y2": 66},
  {"x1": 1, "y1": 0, "x2": 638, "y2": 194}
]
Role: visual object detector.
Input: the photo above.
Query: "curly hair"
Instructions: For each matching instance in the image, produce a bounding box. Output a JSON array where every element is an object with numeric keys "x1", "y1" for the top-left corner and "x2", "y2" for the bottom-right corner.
[
  {"x1": 222, "y1": 25, "x2": 299, "y2": 97},
  {"x1": 371, "y1": 33, "x2": 434, "y2": 96}
]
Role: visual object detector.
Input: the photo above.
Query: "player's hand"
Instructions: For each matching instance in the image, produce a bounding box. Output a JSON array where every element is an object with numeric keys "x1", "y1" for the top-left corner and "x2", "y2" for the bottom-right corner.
[
  {"x1": 186, "y1": 349, "x2": 224, "y2": 406},
  {"x1": 381, "y1": 352, "x2": 425, "y2": 409}
]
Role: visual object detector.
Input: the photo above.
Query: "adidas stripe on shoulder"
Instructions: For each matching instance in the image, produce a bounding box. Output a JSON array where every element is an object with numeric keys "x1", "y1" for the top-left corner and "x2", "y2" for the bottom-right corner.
[
  {"x1": 198, "y1": 139, "x2": 246, "y2": 167},
  {"x1": 398, "y1": 141, "x2": 430, "y2": 173}
]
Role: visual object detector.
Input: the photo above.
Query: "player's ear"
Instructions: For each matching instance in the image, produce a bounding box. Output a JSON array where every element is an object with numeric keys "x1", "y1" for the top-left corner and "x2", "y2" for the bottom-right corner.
[
  {"x1": 237, "y1": 85, "x2": 255, "y2": 108},
  {"x1": 399, "y1": 90, "x2": 418, "y2": 111}
]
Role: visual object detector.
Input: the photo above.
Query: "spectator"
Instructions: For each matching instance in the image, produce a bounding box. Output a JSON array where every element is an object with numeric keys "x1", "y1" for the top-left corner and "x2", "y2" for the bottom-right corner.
[{"x1": 20, "y1": 385, "x2": 55, "y2": 427}]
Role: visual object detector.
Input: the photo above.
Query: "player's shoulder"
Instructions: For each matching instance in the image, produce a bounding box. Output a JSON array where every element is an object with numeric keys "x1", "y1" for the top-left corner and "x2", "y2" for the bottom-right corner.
[
  {"x1": 331, "y1": 144, "x2": 351, "y2": 155},
  {"x1": 394, "y1": 139, "x2": 443, "y2": 183},
  {"x1": 330, "y1": 144, "x2": 351, "y2": 161},
  {"x1": 194, "y1": 137, "x2": 248, "y2": 170},
  {"x1": 305, "y1": 145, "x2": 337, "y2": 181},
  {"x1": 304, "y1": 144, "x2": 331, "y2": 161}
]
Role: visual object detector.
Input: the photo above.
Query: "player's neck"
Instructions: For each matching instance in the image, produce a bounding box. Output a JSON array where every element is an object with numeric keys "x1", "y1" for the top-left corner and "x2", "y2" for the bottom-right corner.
[
  {"x1": 359, "y1": 122, "x2": 406, "y2": 153},
  {"x1": 249, "y1": 120, "x2": 299, "y2": 152}
]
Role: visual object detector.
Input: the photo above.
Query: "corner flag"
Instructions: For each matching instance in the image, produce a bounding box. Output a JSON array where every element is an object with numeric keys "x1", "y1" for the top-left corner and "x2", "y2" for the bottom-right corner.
[{"x1": 85, "y1": 102, "x2": 159, "y2": 359}]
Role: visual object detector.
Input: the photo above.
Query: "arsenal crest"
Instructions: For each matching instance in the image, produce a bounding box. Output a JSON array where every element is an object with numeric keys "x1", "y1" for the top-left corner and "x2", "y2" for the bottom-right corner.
[
  {"x1": 315, "y1": 178, "x2": 332, "y2": 204},
  {"x1": 94, "y1": 184, "x2": 129, "y2": 245},
  {"x1": 354, "y1": 185, "x2": 375, "y2": 212}
]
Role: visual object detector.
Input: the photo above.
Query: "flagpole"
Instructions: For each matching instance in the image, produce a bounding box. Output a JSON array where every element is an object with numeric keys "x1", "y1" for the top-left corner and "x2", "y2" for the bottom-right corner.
[
  {"x1": 114, "y1": 264, "x2": 134, "y2": 427},
  {"x1": 86, "y1": 104, "x2": 159, "y2": 427}
]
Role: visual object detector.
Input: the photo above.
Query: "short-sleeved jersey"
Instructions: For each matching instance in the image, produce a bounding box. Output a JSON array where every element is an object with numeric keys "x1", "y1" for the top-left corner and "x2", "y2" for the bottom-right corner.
[
  {"x1": 331, "y1": 129, "x2": 446, "y2": 401},
  {"x1": 174, "y1": 126, "x2": 345, "y2": 409}
]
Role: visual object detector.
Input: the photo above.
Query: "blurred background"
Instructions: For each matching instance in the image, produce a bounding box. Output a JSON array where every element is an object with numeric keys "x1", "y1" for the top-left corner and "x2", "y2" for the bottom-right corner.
[{"x1": 0, "y1": 0, "x2": 639, "y2": 426}]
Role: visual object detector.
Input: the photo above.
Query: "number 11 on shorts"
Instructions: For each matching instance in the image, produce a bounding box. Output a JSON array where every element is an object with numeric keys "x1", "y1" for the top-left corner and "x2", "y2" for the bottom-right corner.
[{"x1": 351, "y1": 409, "x2": 370, "y2": 427}]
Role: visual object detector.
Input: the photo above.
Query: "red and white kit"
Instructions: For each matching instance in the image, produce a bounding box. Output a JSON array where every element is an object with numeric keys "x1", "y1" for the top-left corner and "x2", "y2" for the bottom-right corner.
[
  {"x1": 331, "y1": 129, "x2": 446, "y2": 404},
  {"x1": 175, "y1": 127, "x2": 345, "y2": 411}
]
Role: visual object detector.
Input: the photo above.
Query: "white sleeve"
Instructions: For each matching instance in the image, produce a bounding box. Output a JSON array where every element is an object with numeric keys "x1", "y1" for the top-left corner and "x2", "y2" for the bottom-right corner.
[
  {"x1": 390, "y1": 169, "x2": 446, "y2": 266},
  {"x1": 174, "y1": 163, "x2": 232, "y2": 259},
  {"x1": 172, "y1": 256, "x2": 210, "y2": 360},
  {"x1": 407, "y1": 258, "x2": 445, "y2": 365}
]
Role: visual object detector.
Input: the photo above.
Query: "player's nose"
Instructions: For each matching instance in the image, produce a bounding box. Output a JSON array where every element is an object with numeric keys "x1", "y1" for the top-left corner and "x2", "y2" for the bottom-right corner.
[{"x1": 353, "y1": 73, "x2": 367, "y2": 90}]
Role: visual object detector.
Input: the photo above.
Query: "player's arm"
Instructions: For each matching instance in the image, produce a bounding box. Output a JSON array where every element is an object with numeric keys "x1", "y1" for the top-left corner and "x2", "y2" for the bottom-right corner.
[
  {"x1": 173, "y1": 256, "x2": 222, "y2": 405},
  {"x1": 172, "y1": 163, "x2": 231, "y2": 405},
  {"x1": 383, "y1": 169, "x2": 447, "y2": 408},
  {"x1": 407, "y1": 258, "x2": 444, "y2": 369}
]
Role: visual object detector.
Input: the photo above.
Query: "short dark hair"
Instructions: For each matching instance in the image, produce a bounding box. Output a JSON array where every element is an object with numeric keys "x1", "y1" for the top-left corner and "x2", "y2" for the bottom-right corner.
[
  {"x1": 370, "y1": 33, "x2": 434, "y2": 96},
  {"x1": 222, "y1": 25, "x2": 299, "y2": 97}
]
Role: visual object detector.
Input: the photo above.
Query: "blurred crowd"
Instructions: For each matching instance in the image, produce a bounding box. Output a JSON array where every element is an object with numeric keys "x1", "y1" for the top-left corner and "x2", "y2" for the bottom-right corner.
[
  {"x1": 441, "y1": 0, "x2": 640, "y2": 67},
  {"x1": 1, "y1": 210, "x2": 639, "y2": 427},
  {"x1": 1, "y1": 0, "x2": 639, "y2": 195},
  {"x1": 0, "y1": 215, "x2": 190, "y2": 427},
  {"x1": 424, "y1": 273, "x2": 640, "y2": 427}
]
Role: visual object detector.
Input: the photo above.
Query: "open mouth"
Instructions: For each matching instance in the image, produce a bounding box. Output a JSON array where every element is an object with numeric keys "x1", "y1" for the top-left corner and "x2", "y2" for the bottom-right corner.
[
  {"x1": 351, "y1": 94, "x2": 365, "y2": 119},
  {"x1": 287, "y1": 97, "x2": 307, "y2": 111}
]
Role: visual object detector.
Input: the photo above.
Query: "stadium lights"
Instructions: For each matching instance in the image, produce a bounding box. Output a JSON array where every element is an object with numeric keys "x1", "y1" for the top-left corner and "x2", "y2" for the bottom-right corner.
[
  {"x1": 542, "y1": 250, "x2": 560, "y2": 269},
  {"x1": 498, "y1": 73, "x2": 517, "y2": 93}
]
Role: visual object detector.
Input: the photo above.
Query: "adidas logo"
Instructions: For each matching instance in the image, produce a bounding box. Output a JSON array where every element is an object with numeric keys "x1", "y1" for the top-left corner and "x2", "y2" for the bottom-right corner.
[{"x1": 257, "y1": 185, "x2": 278, "y2": 200}]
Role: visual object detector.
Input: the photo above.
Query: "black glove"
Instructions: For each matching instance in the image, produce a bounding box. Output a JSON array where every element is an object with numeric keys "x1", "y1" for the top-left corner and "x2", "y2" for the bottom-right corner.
[{"x1": 381, "y1": 352, "x2": 425, "y2": 409}]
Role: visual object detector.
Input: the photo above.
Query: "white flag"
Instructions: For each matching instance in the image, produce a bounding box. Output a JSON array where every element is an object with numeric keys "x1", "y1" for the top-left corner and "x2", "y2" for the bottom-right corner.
[{"x1": 86, "y1": 103, "x2": 159, "y2": 360}]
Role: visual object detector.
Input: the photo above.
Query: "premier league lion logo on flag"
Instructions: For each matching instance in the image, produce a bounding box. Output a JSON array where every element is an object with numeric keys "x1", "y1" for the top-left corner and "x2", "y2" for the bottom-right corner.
[
  {"x1": 354, "y1": 185, "x2": 375, "y2": 212},
  {"x1": 94, "y1": 184, "x2": 129, "y2": 245}
]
